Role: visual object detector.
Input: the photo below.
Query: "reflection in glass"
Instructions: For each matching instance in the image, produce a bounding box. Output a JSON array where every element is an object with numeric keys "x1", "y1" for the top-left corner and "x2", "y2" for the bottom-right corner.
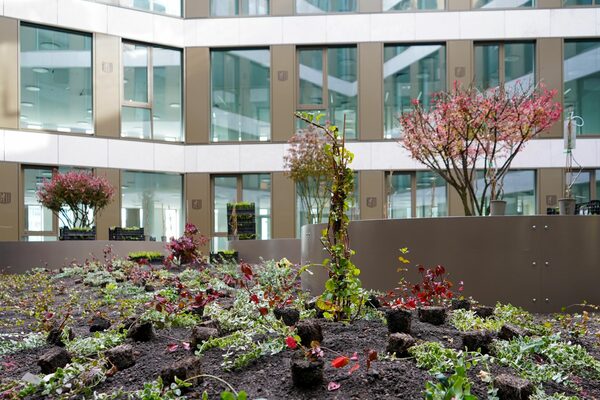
[
  {"x1": 242, "y1": 174, "x2": 271, "y2": 241},
  {"x1": 211, "y1": 0, "x2": 269, "y2": 15},
  {"x1": 388, "y1": 173, "x2": 412, "y2": 219},
  {"x1": 472, "y1": 0, "x2": 533, "y2": 8},
  {"x1": 24, "y1": 167, "x2": 54, "y2": 234},
  {"x1": 153, "y1": 47, "x2": 183, "y2": 141},
  {"x1": 298, "y1": 47, "x2": 358, "y2": 139},
  {"x1": 563, "y1": 0, "x2": 597, "y2": 5},
  {"x1": 567, "y1": 171, "x2": 591, "y2": 203},
  {"x1": 211, "y1": 49, "x2": 271, "y2": 142},
  {"x1": 121, "y1": 171, "x2": 183, "y2": 241},
  {"x1": 213, "y1": 177, "x2": 238, "y2": 236},
  {"x1": 416, "y1": 172, "x2": 447, "y2": 218},
  {"x1": 383, "y1": 44, "x2": 446, "y2": 139},
  {"x1": 121, "y1": 107, "x2": 151, "y2": 139},
  {"x1": 475, "y1": 42, "x2": 535, "y2": 91},
  {"x1": 477, "y1": 170, "x2": 536, "y2": 215},
  {"x1": 296, "y1": 0, "x2": 356, "y2": 13},
  {"x1": 20, "y1": 24, "x2": 93, "y2": 134},
  {"x1": 564, "y1": 40, "x2": 600, "y2": 135},
  {"x1": 475, "y1": 44, "x2": 500, "y2": 89},
  {"x1": 383, "y1": 0, "x2": 444, "y2": 10},
  {"x1": 123, "y1": 43, "x2": 148, "y2": 103},
  {"x1": 117, "y1": 0, "x2": 181, "y2": 16}
]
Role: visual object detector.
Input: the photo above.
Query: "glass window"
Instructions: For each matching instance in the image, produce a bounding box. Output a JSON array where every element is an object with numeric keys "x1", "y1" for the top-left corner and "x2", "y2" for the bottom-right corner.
[
  {"x1": 104, "y1": 0, "x2": 182, "y2": 16},
  {"x1": 383, "y1": 44, "x2": 446, "y2": 139},
  {"x1": 563, "y1": 0, "x2": 599, "y2": 5},
  {"x1": 476, "y1": 170, "x2": 536, "y2": 215},
  {"x1": 296, "y1": 0, "x2": 356, "y2": 13},
  {"x1": 298, "y1": 47, "x2": 358, "y2": 139},
  {"x1": 564, "y1": 40, "x2": 600, "y2": 135},
  {"x1": 212, "y1": 174, "x2": 272, "y2": 250},
  {"x1": 474, "y1": 42, "x2": 535, "y2": 91},
  {"x1": 383, "y1": 0, "x2": 444, "y2": 10},
  {"x1": 567, "y1": 171, "x2": 591, "y2": 203},
  {"x1": 387, "y1": 171, "x2": 448, "y2": 219},
  {"x1": 596, "y1": 170, "x2": 600, "y2": 199},
  {"x1": 296, "y1": 173, "x2": 359, "y2": 237},
  {"x1": 210, "y1": 0, "x2": 269, "y2": 16},
  {"x1": 211, "y1": 49, "x2": 271, "y2": 142},
  {"x1": 20, "y1": 24, "x2": 93, "y2": 134},
  {"x1": 122, "y1": 43, "x2": 183, "y2": 141},
  {"x1": 23, "y1": 167, "x2": 55, "y2": 239},
  {"x1": 472, "y1": 0, "x2": 533, "y2": 8},
  {"x1": 121, "y1": 171, "x2": 183, "y2": 241}
]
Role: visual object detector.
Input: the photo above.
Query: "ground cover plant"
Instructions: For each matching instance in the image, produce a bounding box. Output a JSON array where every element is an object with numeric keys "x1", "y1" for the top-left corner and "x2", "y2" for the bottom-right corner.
[{"x1": 0, "y1": 242, "x2": 599, "y2": 399}]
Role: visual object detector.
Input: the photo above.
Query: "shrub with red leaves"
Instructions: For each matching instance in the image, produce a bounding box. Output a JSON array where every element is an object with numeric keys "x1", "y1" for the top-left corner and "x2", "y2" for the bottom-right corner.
[{"x1": 165, "y1": 223, "x2": 209, "y2": 268}]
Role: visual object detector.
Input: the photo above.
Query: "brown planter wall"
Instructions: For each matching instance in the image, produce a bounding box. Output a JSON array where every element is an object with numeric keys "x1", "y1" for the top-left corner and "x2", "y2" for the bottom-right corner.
[
  {"x1": 0, "y1": 241, "x2": 167, "y2": 274},
  {"x1": 228, "y1": 239, "x2": 301, "y2": 265},
  {"x1": 301, "y1": 216, "x2": 600, "y2": 313}
]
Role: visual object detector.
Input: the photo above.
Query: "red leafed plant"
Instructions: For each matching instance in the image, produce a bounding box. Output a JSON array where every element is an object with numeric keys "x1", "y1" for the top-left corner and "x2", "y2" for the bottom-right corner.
[
  {"x1": 164, "y1": 223, "x2": 209, "y2": 268},
  {"x1": 146, "y1": 279, "x2": 221, "y2": 318},
  {"x1": 36, "y1": 170, "x2": 115, "y2": 229}
]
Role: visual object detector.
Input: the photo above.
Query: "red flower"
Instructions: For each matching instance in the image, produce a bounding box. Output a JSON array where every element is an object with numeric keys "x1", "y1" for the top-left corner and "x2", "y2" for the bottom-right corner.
[
  {"x1": 285, "y1": 336, "x2": 297, "y2": 349},
  {"x1": 331, "y1": 356, "x2": 350, "y2": 369}
]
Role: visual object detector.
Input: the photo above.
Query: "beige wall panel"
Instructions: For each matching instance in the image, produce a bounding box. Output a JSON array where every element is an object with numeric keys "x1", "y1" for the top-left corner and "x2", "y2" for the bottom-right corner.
[
  {"x1": 272, "y1": 172, "x2": 296, "y2": 238},
  {"x1": 537, "y1": 38, "x2": 563, "y2": 139},
  {"x1": 185, "y1": 173, "x2": 211, "y2": 252},
  {"x1": 359, "y1": 43, "x2": 384, "y2": 141},
  {"x1": 0, "y1": 17, "x2": 19, "y2": 130},
  {"x1": 272, "y1": 0, "x2": 294, "y2": 15},
  {"x1": 272, "y1": 45, "x2": 296, "y2": 142},
  {"x1": 185, "y1": 48, "x2": 211, "y2": 144},
  {"x1": 538, "y1": 0, "x2": 562, "y2": 8},
  {"x1": 447, "y1": 185, "x2": 466, "y2": 217},
  {"x1": 537, "y1": 168, "x2": 564, "y2": 213},
  {"x1": 95, "y1": 168, "x2": 120, "y2": 240},
  {"x1": 0, "y1": 162, "x2": 19, "y2": 241},
  {"x1": 359, "y1": 0, "x2": 381, "y2": 12},
  {"x1": 447, "y1": 40, "x2": 472, "y2": 88},
  {"x1": 186, "y1": 0, "x2": 210, "y2": 18},
  {"x1": 95, "y1": 34, "x2": 121, "y2": 138},
  {"x1": 359, "y1": 170, "x2": 384, "y2": 220},
  {"x1": 448, "y1": 0, "x2": 471, "y2": 11}
]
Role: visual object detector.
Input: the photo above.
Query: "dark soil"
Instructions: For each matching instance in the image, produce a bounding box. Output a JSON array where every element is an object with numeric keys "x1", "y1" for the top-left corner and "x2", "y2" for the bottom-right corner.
[{"x1": 1, "y1": 270, "x2": 599, "y2": 399}]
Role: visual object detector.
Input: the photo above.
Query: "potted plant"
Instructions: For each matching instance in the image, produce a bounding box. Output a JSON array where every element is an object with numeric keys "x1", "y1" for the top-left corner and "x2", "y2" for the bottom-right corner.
[
  {"x1": 128, "y1": 251, "x2": 164, "y2": 266},
  {"x1": 488, "y1": 167, "x2": 506, "y2": 216},
  {"x1": 109, "y1": 226, "x2": 145, "y2": 241},
  {"x1": 36, "y1": 170, "x2": 115, "y2": 240}
]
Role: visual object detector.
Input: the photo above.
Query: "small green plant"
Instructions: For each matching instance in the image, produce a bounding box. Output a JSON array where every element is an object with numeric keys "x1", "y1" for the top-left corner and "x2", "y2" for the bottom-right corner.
[
  {"x1": 424, "y1": 358, "x2": 477, "y2": 400},
  {"x1": 66, "y1": 330, "x2": 125, "y2": 357},
  {"x1": 0, "y1": 332, "x2": 45, "y2": 356},
  {"x1": 451, "y1": 303, "x2": 548, "y2": 335},
  {"x1": 128, "y1": 251, "x2": 164, "y2": 262}
]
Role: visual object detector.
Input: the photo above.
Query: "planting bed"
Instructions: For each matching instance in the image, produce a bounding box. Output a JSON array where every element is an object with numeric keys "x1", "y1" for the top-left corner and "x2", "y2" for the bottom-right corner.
[{"x1": 0, "y1": 254, "x2": 599, "y2": 399}]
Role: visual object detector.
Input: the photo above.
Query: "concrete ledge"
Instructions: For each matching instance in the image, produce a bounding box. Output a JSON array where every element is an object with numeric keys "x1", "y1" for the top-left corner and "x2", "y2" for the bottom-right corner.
[
  {"x1": 300, "y1": 216, "x2": 600, "y2": 313},
  {"x1": 0, "y1": 241, "x2": 167, "y2": 273}
]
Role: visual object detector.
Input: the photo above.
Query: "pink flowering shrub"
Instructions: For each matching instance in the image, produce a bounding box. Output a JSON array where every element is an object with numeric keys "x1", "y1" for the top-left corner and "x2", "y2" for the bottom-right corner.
[
  {"x1": 399, "y1": 82, "x2": 562, "y2": 216},
  {"x1": 36, "y1": 170, "x2": 115, "y2": 229},
  {"x1": 165, "y1": 223, "x2": 209, "y2": 268}
]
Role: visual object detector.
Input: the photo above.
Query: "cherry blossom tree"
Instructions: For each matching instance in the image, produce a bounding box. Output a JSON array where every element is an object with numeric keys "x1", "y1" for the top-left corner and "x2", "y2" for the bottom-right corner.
[{"x1": 399, "y1": 82, "x2": 562, "y2": 216}]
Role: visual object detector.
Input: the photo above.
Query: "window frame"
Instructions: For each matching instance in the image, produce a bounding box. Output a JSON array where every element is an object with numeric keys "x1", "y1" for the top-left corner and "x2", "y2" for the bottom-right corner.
[
  {"x1": 473, "y1": 40, "x2": 536, "y2": 89},
  {"x1": 471, "y1": 0, "x2": 535, "y2": 9},
  {"x1": 565, "y1": 169, "x2": 600, "y2": 202},
  {"x1": 385, "y1": 171, "x2": 449, "y2": 219},
  {"x1": 294, "y1": 0, "x2": 357, "y2": 14},
  {"x1": 382, "y1": 0, "x2": 446, "y2": 12},
  {"x1": 209, "y1": 0, "x2": 270, "y2": 16},
  {"x1": 120, "y1": 41, "x2": 183, "y2": 142}
]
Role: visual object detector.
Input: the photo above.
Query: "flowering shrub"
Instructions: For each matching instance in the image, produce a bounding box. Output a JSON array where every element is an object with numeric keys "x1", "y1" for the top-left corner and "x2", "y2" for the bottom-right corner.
[
  {"x1": 164, "y1": 223, "x2": 209, "y2": 268},
  {"x1": 399, "y1": 82, "x2": 561, "y2": 215},
  {"x1": 36, "y1": 170, "x2": 115, "y2": 229}
]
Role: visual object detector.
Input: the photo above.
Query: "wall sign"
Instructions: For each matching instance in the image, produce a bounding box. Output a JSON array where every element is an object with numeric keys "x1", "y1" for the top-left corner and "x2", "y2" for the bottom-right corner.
[
  {"x1": 0, "y1": 192, "x2": 11, "y2": 204},
  {"x1": 191, "y1": 199, "x2": 202, "y2": 210}
]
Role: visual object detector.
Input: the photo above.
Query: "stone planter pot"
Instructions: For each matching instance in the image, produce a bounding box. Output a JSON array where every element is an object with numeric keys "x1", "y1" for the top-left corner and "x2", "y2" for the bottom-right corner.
[
  {"x1": 489, "y1": 200, "x2": 507, "y2": 216},
  {"x1": 385, "y1": 307, "x2": 412, "y2": 334},
  {"x1": 290, "y1": 353, "x2": 324, "y2": 388},
  {"x1": 559, "y1": 198, "x2": 576, "y2": 215}
]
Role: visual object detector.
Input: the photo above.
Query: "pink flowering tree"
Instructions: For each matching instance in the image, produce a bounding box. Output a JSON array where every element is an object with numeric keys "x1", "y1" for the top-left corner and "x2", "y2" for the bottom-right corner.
[
  {"x1": 284, "y1": 123, "x2": 333, "y2": 225},
  {"x1": 36, "y1": 170, "x2": 115, "y2": 229},
  {"x1": 399, "y1": 83, "x2": 562, "y2": 216}
]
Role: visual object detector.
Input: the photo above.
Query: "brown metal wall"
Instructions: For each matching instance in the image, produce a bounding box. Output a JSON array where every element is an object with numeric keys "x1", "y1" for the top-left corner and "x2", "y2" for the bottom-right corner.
[
  {"x1": 272, "y1": 0, "x2": 294, "y2": 15},
  {"x1": 94, "y1": 34, "x2": 121, "y2": 139},
  {"x1": 359, "y1": 0, "x2": 381, "y2": 12},
  {"x1": 186, "y1": 0, "x2": 209, "y2": 18},
  {"x1": 448, "y1": 0, "x2": 470, "y2": 11},
  {"x1": 185, "y1": 47, "x2": 210, "y2": 144},
  {"x1": 272, "y1": 172, "x2": 296, "y2": 238},
  {"x1": 185, "y1": 173, "x2": 212, "y2": 253},
  {"x1": 538, "y1": 168, "x2": 565, "y2": 213},
  {"x1": 0, "y1": 17, "x2": 18, "y2": 130},
  {"x1": 271, "y1": 45, "x2": 296, "y2": 142},
  {"x1": 447, "y1": 40, "x2": 473, "y2": 88},
  {"x1": 358, "y1": 43, "x2": 384, "y2": 141},
  {"x1": 95, "y1": 168, "x2": 121, "y2": 240},
  {"x1": 228, "y1": 238, "x2": 301, "y2": 264},
  {"x1": 537, "y1": 38, "x2": 564, "y2": 138},
  {"x1": 0, "y1": 162, "x2": 19, "y2": 241},
  {"x1": 301, "y1": 216, "x2": 600, "y2": 313}
]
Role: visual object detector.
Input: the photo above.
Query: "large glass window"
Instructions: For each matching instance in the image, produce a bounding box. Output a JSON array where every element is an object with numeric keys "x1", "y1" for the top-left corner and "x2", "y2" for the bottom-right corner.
[
  {"x1": 567, "y1": 171, "x2": 591, "y2": 203},
  {"x1": 212, "y1": 174, "x2": 271, "y2": 250},
  {"x1": 383, "y1": 44, "x2": 446, "y2": 139},
  {"x1": 296, "y1": 174, "x2": 360, "y2": 237},
  {"x1": 296, "y1": 0, "x2": 356, "y2": 13},
  {"x1": 23, "y1": 167, "x2": 55, "y2": 241},
  {"x1": 564, "y1": 40, "x2": 600, "y2": 135},
  {"x1": 298, "y1": 47, "x2": 358, "y2": 139},
  {"x1": 211, "y1": 49, "x2": 271, "y2": 142},
  {"x1": 93, "y1": 0, "x2": 181, "y2": 17},
  {"x1": 476, "y1": 170, "x2": 536, "y2": 215},
  {"x1": 210, "y1": 0, "x2": 269, "y2": 16},
  {"x1": 121, "y1": 171, "x2": 183, "y2": 241},
  {"x1": 472, "y1": 0, "x2": 533, "y2": 8},
  {"x1": 563, "y1": 0, "x2": 600, "y2": 5},
  {"x1": 387, "y1": 171, "x2": 448, "y2": 219},
  {"x1": 20, "y1": 24, "x2": 93, "y2": 134},
  {"x1": 383, "y1": 0, "x2": 444, "y2": 10},
  {"x1": 122, "y1": 43, "x2": 183, "y2": 142},
  {"x1": 474, "y1": 42, "x2": 535, "y2": 90}
]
